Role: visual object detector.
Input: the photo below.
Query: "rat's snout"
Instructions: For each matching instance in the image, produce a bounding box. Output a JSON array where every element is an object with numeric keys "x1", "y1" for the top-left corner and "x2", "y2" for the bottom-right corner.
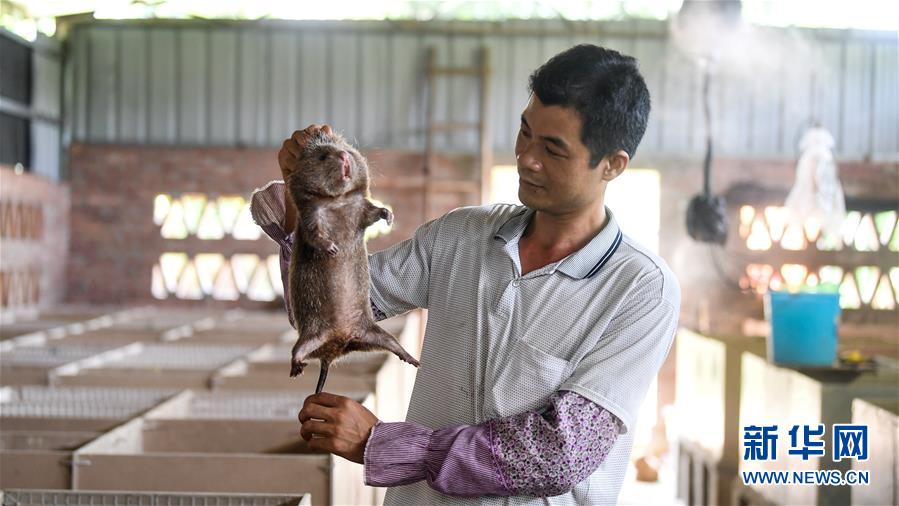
[{"x1": 338, "y1": 151, "x2": 351, "y2": 180}]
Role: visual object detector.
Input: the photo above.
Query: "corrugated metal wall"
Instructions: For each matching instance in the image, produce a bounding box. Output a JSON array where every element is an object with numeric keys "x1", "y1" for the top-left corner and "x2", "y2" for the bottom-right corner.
[{"x1": 65, "y1": 19, "x2": 898, "y2": 160}]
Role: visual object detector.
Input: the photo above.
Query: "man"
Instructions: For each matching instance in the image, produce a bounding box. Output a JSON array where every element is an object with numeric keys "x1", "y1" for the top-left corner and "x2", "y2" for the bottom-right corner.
[{"x1": 251, "y1": 44, "x2": 679, "y2": 505}]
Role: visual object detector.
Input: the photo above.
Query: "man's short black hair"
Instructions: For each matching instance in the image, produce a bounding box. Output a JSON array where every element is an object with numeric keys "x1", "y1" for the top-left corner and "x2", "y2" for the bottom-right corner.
[{"x1": 529, "y1": 44, "x2": 650, "y2": 166}]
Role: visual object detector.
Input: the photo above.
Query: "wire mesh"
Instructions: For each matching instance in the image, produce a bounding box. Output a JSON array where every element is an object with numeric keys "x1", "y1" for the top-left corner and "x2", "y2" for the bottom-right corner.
[
  {"x1": 110, "y1": 309, "x2": 226, "y2": 333},
  {"x1": 185, "y1": 391, "x2": 304, "y2": 420},
  {"x1": 0, "y1": 402, "x2": 156, "y2": 419},
  {"x1": 103, "y1": 345, "x2": 254, "y2": 370},
  {"x1": 0, "y1": 345, "x2": 118, "y2": 367},
  {"x1": 17, "y1": 386, "x2": 177, "y2": 403},
  {"x1": 0, "y1": 430, "x2": 99, "y2": 451},
  {"x1": 1, "y1": 386, "x2": 175, "y2": 419}
]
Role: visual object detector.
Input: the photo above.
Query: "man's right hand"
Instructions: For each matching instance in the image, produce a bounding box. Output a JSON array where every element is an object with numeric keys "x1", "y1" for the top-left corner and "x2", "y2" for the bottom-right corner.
[
  {"x1": 278, "y1": 124, "x2": 333, "y2": 234},
  {"x1": 278, "y1": 124, "x2": 334, "y2": 181}
]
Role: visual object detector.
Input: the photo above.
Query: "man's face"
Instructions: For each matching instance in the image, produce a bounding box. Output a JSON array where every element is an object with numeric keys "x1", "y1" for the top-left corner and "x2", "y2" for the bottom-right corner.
[{"x1": 514, "y1": 96, "x2": 606, "y2": 214}]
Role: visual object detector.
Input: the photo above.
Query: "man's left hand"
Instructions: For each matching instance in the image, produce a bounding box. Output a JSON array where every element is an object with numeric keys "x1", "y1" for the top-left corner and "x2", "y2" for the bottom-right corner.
[{"x1": 298, "y1": 392, "x2": 379, "y2": 464}]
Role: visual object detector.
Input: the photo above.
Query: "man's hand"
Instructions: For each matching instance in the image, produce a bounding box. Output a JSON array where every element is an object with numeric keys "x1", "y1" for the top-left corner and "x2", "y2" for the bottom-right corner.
[
  {"x1": 278, "y1": 124, "x2": 332, "y2": 233},
  {"x1": 298, "y1": 392, "x2": 379, "y2": 464}
]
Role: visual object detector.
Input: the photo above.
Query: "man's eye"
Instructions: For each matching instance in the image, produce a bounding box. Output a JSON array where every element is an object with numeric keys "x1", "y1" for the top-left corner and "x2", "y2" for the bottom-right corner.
[
  {"x1": 319, "y1": 154, "x2": 328, "y2": 161},
  {"x1": 520, "y1": 128, "x2": 531, "y2": 138},
  {"x1": 546, "y1": 147, "x2": 562, "y2": 157}
]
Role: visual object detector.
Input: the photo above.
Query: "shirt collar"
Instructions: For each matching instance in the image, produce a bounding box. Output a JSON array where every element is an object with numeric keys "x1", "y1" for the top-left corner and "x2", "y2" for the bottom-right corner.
[
  {"x1": 493, "y1": 206, "x2": 623, "y2": 279},
  {"x1": 493, "y1": 207, "x2": 533, "y2": 243}
]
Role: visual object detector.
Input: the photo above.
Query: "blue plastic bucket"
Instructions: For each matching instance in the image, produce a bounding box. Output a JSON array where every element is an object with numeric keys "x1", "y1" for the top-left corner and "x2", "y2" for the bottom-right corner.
[{"x1": 764, "y1": 291, "x2": 841, "y2": 367}]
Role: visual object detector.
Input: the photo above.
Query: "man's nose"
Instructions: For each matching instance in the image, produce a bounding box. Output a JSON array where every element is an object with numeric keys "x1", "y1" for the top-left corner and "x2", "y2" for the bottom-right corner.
[{"x1": 516, "y1": 144, "x2": 543, "y2": 172}]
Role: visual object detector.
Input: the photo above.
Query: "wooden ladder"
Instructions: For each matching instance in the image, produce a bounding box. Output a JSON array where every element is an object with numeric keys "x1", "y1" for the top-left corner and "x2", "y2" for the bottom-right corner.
[{"x1": 422, "y1": 46, "x2": 492, "y2": 222}]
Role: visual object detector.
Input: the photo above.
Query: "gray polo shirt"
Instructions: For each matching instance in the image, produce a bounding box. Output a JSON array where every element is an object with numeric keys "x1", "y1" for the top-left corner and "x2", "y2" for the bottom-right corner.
[{"x1": 369, "y1": 203, "x2": 680, "y2": 505}]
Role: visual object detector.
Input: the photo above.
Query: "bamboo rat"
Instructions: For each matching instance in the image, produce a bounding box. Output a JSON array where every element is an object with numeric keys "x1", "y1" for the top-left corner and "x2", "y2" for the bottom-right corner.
[{"x1": 285, "y1": 130, "x2": 419, "y2": 394}]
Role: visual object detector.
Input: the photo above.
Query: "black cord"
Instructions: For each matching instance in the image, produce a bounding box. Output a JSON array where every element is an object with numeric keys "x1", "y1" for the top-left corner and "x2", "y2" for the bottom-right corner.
[
  {"x1": 708, "y1": 244, "x2": 751, "y2": 294},
  {"x1": 701, "y1": 61, "x2": 713, "y2": 199}
]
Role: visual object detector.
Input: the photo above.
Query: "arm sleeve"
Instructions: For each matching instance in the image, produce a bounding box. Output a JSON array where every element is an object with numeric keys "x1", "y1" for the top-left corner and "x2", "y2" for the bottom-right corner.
[
  {"x1": 363, "y1": 391, "x2": 622, "y2": 498},
  {"x1": 250, "y1": 181, "x2": 295, "y2": 326},
  {"x1": 559, "y1": 294, "x2": 680, "y2": 435},
  {"x1": 366, "y1": 213, "x2": 443, "y2": 319},
  {"x1": 250, "y1": 180, "x2": 292, "y2": 245}
]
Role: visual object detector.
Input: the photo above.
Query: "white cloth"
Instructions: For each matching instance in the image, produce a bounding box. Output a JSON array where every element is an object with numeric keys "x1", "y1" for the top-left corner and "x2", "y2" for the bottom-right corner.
[{"x1": 367, "y1": 204, "x2": 680, "y2": 505}]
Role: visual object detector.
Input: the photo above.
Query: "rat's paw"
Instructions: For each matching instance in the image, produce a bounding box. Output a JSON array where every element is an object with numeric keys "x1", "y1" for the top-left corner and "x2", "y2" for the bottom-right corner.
[
  {"x1": 290, "y1": 360, "x2": 307, "y2": 377},
  {"x1": 380, "y1": 208, "x2": 394, "y2": 226},
  {"x1": 325, "y1": 243, "x2": 340, "y2": 256}
]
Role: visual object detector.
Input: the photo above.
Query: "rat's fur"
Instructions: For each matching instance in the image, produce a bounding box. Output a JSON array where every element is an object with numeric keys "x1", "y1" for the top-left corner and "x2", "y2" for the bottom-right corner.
[{"x1": 285, "y1": 130, "x2": 419, "y2": 393}]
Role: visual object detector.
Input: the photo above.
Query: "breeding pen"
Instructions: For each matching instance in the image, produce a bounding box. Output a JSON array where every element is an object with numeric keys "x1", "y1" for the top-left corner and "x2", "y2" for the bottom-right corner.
[
  {"x1": 0, "y1": 386, "x2": 177, "y2": 489},
  {"x1": 0, "y1": 344, "x2": 122, "y2": 385},
  {"x1": 49, "y1": 343, "x2": 257, "y2": 389},
  {"x1": 69, "y1": 390, "x2": 375, "y2": 506}
]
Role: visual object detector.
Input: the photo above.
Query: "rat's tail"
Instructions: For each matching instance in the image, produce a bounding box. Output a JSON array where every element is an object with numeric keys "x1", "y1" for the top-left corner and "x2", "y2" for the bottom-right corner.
[{"x1": 315, "y1": 360, "x2": 330, "y2": 394}]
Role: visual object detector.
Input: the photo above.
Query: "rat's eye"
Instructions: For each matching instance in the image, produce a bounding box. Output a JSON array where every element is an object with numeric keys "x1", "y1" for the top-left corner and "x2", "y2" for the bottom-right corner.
[{"x1": 318, "y1": 153, "x2": 328, "y2": 161}]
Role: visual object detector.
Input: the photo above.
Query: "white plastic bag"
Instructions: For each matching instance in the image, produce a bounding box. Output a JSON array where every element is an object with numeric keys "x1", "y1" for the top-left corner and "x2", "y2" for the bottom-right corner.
[{"x1": 784, "y1": 127, "x2": 846, "y2": 238}]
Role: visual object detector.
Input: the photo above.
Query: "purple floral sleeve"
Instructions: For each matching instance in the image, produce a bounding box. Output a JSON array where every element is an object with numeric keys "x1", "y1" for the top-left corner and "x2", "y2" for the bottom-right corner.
[
  {"x1": 489, "y1": 391, "x2": 622, "y2": 496},
  {"x1": 364, "y1": 390, "x2": 622, "y2": 497}
]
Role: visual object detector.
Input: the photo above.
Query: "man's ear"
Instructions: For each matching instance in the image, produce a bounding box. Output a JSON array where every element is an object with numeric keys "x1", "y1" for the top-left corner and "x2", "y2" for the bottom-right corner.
[{"x1": 600, "y1": 150, "x2": 629, "y2": 182}]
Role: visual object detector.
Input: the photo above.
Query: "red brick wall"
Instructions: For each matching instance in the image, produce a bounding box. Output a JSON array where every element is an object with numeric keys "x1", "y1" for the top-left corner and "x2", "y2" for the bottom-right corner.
[
  {"x1": 66, "y1": 144, "x2": 478, "y2": 306},
  {"x1": 0, "y1": 166, "x2": 70, "y2": 318},
  {"x1": 68, "y1": 142, "x2": 898, "y2": 319}
]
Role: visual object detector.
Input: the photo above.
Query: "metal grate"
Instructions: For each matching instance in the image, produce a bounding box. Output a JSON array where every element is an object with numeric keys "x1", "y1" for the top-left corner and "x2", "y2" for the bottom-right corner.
[
  {"x1": 112, "y1": 309, "x2": 225, "y2": 333},
  {"x1": 0, "y1": 430, "x2": 99, "y2": 451},
  {"x1": 105, "y1": 344, "x2": 254, "y2": 370},
  {"x1": 1, "y1": 386, "x2": 175, "y2": 419},
  {"x1": 0, "y1": 306, "x2": 156, "y2": 353},
  {"x1": 0, "y1": 490, "x2": 307, "y2": 506},
  {"x1": 187, "y1": 391, "x2": 304, "y2": 420},
  {"x1": 16, "y1": 386, "x2": 176, "y2": 403},
  {"x1": 0, "y1": 344, "x2": 117, "y2": 366},
  {"x1": 0, "y1": 402, "x2": 157, "y2": 419},
  {"x1": 220, "y1": 309, "x2": 293, "y2": 330}
]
